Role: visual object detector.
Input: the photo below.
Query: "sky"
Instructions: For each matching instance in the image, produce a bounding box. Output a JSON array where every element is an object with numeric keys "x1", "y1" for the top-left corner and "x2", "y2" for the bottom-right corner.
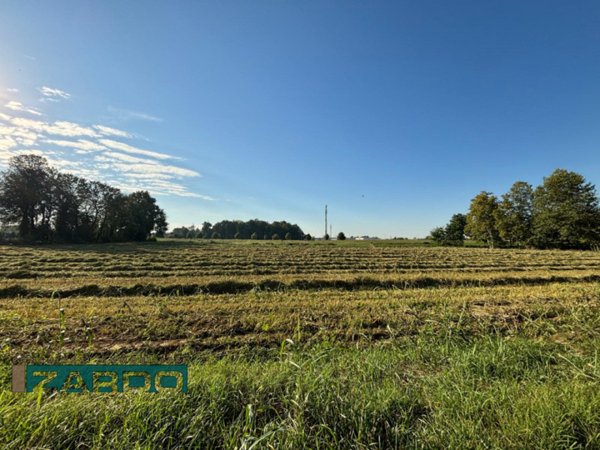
[{"x1": 1, "y1": 1, "x2": 600, "y2": 238}]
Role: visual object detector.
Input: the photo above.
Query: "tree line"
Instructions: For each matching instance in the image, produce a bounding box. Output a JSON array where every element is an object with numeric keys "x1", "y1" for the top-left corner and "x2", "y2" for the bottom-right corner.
[
  {"x1": 431, "y1": 169, "x2": 600, "y2": 249},
  {"x1": 0, "y1": 155, "x2": 167, "y2": 243},
  {"x1": 170, "y1": 219, "x2": 306, "y2": 240}
]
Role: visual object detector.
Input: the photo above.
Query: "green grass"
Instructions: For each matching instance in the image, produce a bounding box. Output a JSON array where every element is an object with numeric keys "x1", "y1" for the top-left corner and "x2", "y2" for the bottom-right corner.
[
  {"x1": 2, "y1": 339, "x2": 599, "y2": 449},
  {"x1": 1, "y1": 240, "x2": 600, "y2": 448}
]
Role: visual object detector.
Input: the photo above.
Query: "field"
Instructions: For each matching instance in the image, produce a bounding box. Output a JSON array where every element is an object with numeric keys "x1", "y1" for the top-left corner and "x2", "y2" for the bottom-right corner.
[{"x1": 1, "y1": 239, "x2": 600, "y2": 449}]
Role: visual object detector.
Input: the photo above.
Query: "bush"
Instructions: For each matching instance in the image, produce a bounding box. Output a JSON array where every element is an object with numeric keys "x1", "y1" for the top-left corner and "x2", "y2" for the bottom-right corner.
[
  {"x1": 337, "y1": 232, "x2": 346, "y2": 240},
  {"x1": 272, "y1": 233, "x2": 280, "y2": 240},
  {"x1": 251, "y1": 232, "x2": 258, "y2": 240}
]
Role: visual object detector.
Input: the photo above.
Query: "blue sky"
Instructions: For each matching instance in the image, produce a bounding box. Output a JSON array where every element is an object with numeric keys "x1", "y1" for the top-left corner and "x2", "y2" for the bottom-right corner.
[{"x1": 1, "y1": 1, "x2": 600, "y2": 237}]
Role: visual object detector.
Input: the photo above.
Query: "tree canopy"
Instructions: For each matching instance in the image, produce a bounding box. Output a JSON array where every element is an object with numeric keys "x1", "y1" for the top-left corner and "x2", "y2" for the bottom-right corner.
[
  {"x1": 169, "y1": 219, "x2": 305, "y2": 240},
  {"x1": 0, "y1": 155, "x2": 167, "y2": 243},
  {"x1": 431, "y1": 168, "x2": 600, "y2": 249},
  {"x1": 465, "y1": 192, "x2": 501, "y2": 248},
  {"x1": 531, "y1": 169, "x2": 600, "y2": 249},
  {"x1": 495, "y1": 181, "x2": 534, "y2": 247}
]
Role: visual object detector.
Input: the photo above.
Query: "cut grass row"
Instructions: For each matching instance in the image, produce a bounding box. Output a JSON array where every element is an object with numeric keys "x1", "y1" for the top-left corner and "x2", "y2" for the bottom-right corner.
[
  {"x1": 2, "y1": 269, "x2": 600, "y2": 299},
  {"x1": 3, "y1": 243, "x2": 600, "y2": 277},
  {"x1": 2, "y1": 282, "x2": 599, "y2": 361}
]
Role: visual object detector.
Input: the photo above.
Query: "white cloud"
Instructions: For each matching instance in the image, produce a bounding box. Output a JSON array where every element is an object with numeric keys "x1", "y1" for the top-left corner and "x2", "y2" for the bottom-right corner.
[
  {"x1": 10, "y1": 117, "x2": 99, "y2": 138},
  {"x1": 107, "y1": 106, "x2": 162, "y2": 122},
  {"x1": 0, "y1": 89, "x2": 209, "y2": 200},
  {"x1": 6, "y1": 88, "x2": 19, "y2": 93},
  {"x1": 4, "y1": 101, "x2": 42, "y2": 116},
  {"x1": 47, "y1": 121, "x2": 99, "y2": 137},
  {"x1": 113, "y1": 162, "x2": 199, "y2": 178},
  {"x1": 98, "y1": 138, "x2": 174, "y2": 160},
  {"x1": 0, "y1": 126, "x2": 40, "y2": 147},
  {"x1": 123, "y1": 172, "x2": 175, "y2": 181},
  {"x1": 46, "y1": 139, "x2": 106, "y2": 152},
  {"x1": 11, "y1": 149, "x2": 48, "y2": 157},
  {"x1": 38, "y1": 86, "x2": 71, "y2": 101},
  {"x1": 0, "y1": 136, "x2": 17, "y2": 151},
  {"x1": 96, "y1": 152, "x2": 199, "y2": 178},
  {"x1": 104, "y1": 151, "x2": 159, "y2": 165},
  {"x1": 93, "y1": 124, "x2": 131, "y2": 138}
]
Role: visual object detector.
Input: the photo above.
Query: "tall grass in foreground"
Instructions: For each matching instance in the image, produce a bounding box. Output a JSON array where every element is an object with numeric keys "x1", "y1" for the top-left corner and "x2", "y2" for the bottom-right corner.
[{"x1": 1, "y1": 337, "x2": 599, "y2": 449}]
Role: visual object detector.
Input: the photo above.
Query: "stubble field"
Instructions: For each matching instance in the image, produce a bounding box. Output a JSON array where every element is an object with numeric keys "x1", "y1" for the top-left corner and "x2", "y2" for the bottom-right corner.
[{"x1": 1, "y1": 240, "x2": 600, "y2": 449}]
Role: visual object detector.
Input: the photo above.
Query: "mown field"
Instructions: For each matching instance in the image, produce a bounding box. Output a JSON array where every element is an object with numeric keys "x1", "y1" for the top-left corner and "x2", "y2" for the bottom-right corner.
[{"x1": 1, "y1": 239, "x2": 600, "y2": 449}]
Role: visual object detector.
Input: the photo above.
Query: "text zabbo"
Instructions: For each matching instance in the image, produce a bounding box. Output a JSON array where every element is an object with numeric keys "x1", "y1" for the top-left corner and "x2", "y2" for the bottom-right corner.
[{"x1": 13, "y1": 365, "x2": 188, "y2": 393}]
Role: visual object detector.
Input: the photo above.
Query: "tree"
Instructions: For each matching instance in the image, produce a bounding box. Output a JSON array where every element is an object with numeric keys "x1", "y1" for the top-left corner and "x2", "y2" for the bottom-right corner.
[
  {"x1": 284, "y1": 232, "x2": 292, "y2": 240},
  {"x1": 305, "y1": 234, "x2": 312, "y2": 241},
  {"x1": 444, "y1": 213, "x2": 466, "y2": 246},
  {"x1": 95, "y1": 186, "x2": 126, "y2": 242},
  {"x1": 250, "y1": 232, "x2": 258, "y2": 240},
  {"x1": 337, "y1": 232, "x2": 346, "y2": 240},
  {"x1": 429, "y1": 227, "x2": 446, "y2": 245},
  {"x1": 52, "y1": 174, "x2": 82, "y2": 242},
  {"x1": 0, "y1": 154, "x2": 54, "y2": 240},
  {"x1": 154, "y1": 209, "x2": 168, "y2": 238},
  {"x1": 324, "y1": 233, "x2": 330, "y2": 241},
  {"x1": 465, "y1": 192, "x2": 501, "y2": 248},
  {"x1": 272, "y1": 233, "x2": 280, "y2": 240},
  {"x1": 200, "y1": 222, "x2": 212, "y2": 239},
  {"x1": 212, "y1": 231, "x2": 221, "y2": 239},
  {"x1": 495, "y1": 181, "x2": 533, "y2": 247},
  {"x1": 531, "y1": 169, "x2": 600, "y2": 249},
  {"x1": 0, "y1": 155, "x2": 168, "y2": 243},
  {"x1": 121, "y1": 191, "x2": 166, "y2": 241},
  {"x1": 234, "y1": 232, "x2": 241, "y2": 239}
]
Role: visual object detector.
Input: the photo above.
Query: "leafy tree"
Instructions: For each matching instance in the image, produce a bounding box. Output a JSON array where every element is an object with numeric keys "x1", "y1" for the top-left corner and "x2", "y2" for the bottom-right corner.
[
  {"x1": 495, "y1": 181, "x2": 533, "y2": 247},
  {"x1": 234, "y1": 232, "x2": 241, "y2": 239},
  {"x1": 200, "y1": 222, "x2": 212, "y2": 238},
  {"x1": 305, "y1": 234, "x2": 312, "y2": 241},
  {"x1": 0, "y1": 155, "x2": 168, "y2": 243},
  {"x1": 284, "y1": 232, "x2": 292, "y2": 240},
  {"x1": 337, "y1": 232, "x2": 346, "y2": 240},
  {"x1": 272, "y1": 233, "x2": 280, "y2": 240},
  {"x1": 0, "y1": 154, "x2": 54, "y2": 240},
  {"x1": 250, "y1": 232, "x2": 258, "y2": 239},
  {"x1": 193, "y1": 219, "x2": 304, "y2": 240},
  {"x1": 121, "y1": 191, "x2": 166, "y2": 241},
  {"x1": 324, "y1": 233, "x2": 330, "y2": 241},
  {"x1": 53, "y1": 173, "x2": 82, "y2": 242},
  {"x1": 211, "y1": 232, "x2": 221, "y2": 239},
  {"x1": 531, "y1": 169, "x2": 600, "y2": 249},
  {"x1": 429, "y1": 227, "x2": 446, "y2": 245},
  {"x1": 444, "y1": 213, "x2": 466, "y2": 246},
  {"x1": 95, "y1": 187, "x2": 126, "y2": 242},
  {"x1": 465, "y1": 192, "x2": 501, "y2": 248}
]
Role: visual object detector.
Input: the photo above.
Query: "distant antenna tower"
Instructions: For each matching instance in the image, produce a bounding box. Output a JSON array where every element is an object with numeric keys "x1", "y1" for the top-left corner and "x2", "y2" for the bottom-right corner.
[
  {"x1": 330, "y1": 224, "x2": 332, "y2": 238},
  {"x1": 324, "y1": 205, "x2": 328, "y2": 239}
]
